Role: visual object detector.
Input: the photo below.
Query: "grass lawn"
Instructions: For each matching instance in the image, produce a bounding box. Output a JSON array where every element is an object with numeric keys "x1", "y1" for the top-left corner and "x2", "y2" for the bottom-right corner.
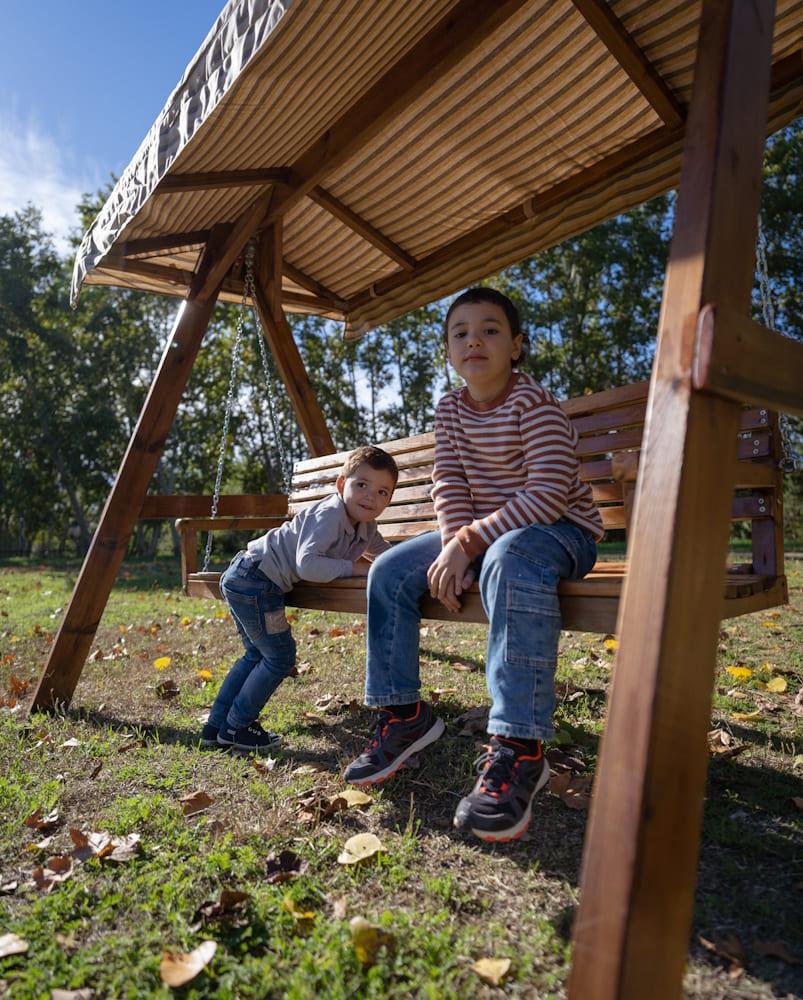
[{"x1": 0, "y1": 554, "x2": 800, "y2": 998}]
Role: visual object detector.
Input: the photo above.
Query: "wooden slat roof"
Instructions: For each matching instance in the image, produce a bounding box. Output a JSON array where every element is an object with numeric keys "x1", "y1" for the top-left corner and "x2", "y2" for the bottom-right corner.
[{"x1": 73, "y1": 0, "x2": 803, "y2": 337}]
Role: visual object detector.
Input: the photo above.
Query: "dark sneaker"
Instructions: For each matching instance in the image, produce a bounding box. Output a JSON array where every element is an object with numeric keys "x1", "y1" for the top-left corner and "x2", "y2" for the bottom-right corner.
[
  {"x1": 453, "y1": 737, "x2": 550, "y2": 843},
  {"x1": 199, "y1": 723, "x2": 221, "y2": 751},
  {"x1": 217, "y1": 721, "x2": 282, "y2": 755},
  {"x1": 344, "y1": 701, "x2": 445, "y2": 786}
]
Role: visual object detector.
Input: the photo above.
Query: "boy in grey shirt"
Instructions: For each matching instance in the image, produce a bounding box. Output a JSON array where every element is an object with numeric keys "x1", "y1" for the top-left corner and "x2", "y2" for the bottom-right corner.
[{"x1": 201, "y1": 446, "x2": 398, "y2": 754}]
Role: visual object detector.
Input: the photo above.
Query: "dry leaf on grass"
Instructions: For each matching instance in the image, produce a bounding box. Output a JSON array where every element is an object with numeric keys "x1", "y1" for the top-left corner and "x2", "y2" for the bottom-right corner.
[
  {"x1": 752, "y1": 939, "x2": 801, "y2": 964},
  {"x1": 155, "y1": 679, "x2": 180, "y2": 699},
  {"x1": 32, "y1": 855, "x2": 74, "y2": 892},
  {"x1": 337, "y1": 833, "x2": 383, "y2": 865},
  {"x1": 251, "y1": 757, "x2": 277, "y2": 775},
  {"x1": 191, "y1": 890, "x2": 250, "y2": 929},
  {"x1": 332, "y1": 897, "x2": 348, "y2": 919},
  {"x1": 152, "y1": 656, "x2": 172, "y2": 671},
  {"x1": 282, "y1": 894, "x2": 315, "y2": 934},
  {"x1": 730, "y1": 709, "x2": 762, "y2": 722},
  {"x1": 295, "y1": 661, "x2": 312, "y2": 675},
  {"x1": 545, "y1": 748, "x2": 586, "y2": 773},
  {"x1": 470, "y1": 957, "x2": 511, "y2": 985},
  {"x1": 548, "y1": 773, "x2": 592, "y2": 810},
  {"x1": 350, "y1": 916, "x2": 396, "y2": 966},
  {"x1": 451, "y1": 661, "x2": 472, "y2": 673},
  {"x1": 0, "y1": 933, "x2": 28, "y2": 958},
  {"x1": 24, "y1": 809, "x2": 61, "y2": 832},
  {"x1": 766, "y1": 676, "x2": 787, "y2": 693},
  {"x1": 180, "y1": 791, "x2": 213, "y2": 817},
  {"x1": 725, "y1": 666, "x2": 753, "y2": 681},
  {"x1": 89, "y1": 761, "x2": 103, "y2": 781},
  {"x1": 707, "y1": 729, "x2": 748, "y2": 758},
  {"x1": 266, "y1": 850, "x2": 307, "y2": 884},
  {"x1": 456, "y1": 705, "x2": 489, "y2": 737},
  {"x1": 51, "y1": 989, "x2": 94, "y2": 999},
  {"x1": 328, "y1": 789, "x2": 372, "y2": 813},
  {"x1": 699, "y1": 932, "x2": 745, "y2": 979},
  {"x1": 0, "y1": 880, "x2": 18, "y2": 894},
  {"x1": 160, "y1": 941, "x2": 217, "y2": 987},
  {"x1": 69, "y1": 829, "x2": 140, "y2": 864}
]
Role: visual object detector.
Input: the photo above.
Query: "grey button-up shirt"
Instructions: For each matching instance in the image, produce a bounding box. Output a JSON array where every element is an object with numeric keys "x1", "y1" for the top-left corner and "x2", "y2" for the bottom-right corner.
[{"x1": 246, "y1": 492, "x2": 390, "y2": 592}]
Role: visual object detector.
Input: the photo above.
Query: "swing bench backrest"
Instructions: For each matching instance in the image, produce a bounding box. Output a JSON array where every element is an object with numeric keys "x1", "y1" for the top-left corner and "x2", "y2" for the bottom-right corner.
[{"x1": 175, "y1": 381, "x2": 788, "y2": 634}]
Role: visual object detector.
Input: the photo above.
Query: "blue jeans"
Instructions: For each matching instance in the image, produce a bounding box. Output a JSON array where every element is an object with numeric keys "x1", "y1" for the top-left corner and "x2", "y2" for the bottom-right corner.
[
  {"x1": 364, "y1": 521, "x2": 597, "y2": 740},
  {"x1": 207, "y1": 551, "x2": 296, "y2": 731}
]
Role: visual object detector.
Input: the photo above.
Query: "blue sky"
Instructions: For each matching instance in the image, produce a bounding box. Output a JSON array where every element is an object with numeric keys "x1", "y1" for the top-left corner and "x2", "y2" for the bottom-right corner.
[{"x1": 1, "y1": 1, "x2": 224, "y2": 249}]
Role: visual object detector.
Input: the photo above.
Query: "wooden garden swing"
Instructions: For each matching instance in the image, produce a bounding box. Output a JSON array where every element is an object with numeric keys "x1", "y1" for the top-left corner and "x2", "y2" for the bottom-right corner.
[{"x1": 30, "y1": 1, "x2": 803, "y2": 997}]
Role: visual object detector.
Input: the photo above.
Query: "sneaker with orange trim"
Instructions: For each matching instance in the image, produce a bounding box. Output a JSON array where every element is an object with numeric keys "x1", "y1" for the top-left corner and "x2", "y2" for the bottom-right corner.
[
  {"x1": 343, "y1": 701, "x2": 445, "y2": 786},
  {"x1": 453, "y1": 737, "x2": 550, "y2": 842}
]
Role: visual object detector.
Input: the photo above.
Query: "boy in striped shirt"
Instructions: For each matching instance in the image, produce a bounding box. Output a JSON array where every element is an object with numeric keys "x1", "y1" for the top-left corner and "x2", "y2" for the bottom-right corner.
[{"x1": 345, "y1": 288, "x2": 603, "y2": 842}]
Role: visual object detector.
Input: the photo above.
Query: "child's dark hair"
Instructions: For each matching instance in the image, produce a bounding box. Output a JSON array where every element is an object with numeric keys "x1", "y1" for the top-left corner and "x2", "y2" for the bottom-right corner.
[
  {"x1": 443, "y1": 286, "x2": 528, "y2": 362},
  {"x1": 341, "y1": 445, "x2": 399, "y2": 486}
]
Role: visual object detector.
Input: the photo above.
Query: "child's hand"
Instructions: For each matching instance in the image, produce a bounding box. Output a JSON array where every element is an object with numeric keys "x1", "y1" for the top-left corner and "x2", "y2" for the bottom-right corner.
[
  {"x1": 427, "y1": 538, "x2": 471, "y2": 603},
  {"x1": 351, "y1": 559, "x2": 370, "y2": 577}
]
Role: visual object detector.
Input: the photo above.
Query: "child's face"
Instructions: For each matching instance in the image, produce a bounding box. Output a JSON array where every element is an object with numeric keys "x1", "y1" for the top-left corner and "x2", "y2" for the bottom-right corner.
[
  {"x1": 446, "y1": 301, "x2": 522, "y2": 396},
  {"x1": 336, "y1": 463, "x2": 396, "y2": 524}
]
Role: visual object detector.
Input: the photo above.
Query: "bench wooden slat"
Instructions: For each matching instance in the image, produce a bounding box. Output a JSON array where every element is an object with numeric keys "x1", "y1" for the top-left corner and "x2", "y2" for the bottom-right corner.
[{"x1": 141, "y1": 494, "x2": 288, "y2": 518}]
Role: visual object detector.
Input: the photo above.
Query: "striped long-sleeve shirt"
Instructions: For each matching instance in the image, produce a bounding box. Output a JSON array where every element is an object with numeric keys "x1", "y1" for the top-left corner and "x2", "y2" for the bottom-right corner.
[{"x1": 431, "y1": 372, "x2": 603, "y2": 558}]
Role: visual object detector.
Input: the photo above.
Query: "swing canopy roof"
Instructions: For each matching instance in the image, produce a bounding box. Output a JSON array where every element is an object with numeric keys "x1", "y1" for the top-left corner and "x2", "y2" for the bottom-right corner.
[{"x1": 72, "y1": 0, "x2": 803, "y2": 338}]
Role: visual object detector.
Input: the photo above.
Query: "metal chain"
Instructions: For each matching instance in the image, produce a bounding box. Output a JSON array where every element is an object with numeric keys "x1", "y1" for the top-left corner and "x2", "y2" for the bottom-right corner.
[
  {"x1": 756, "y1": 219, "x2": 799, "y2": 472},
  {"x1": 201, "y1": 255, "x2": 249, "y2": 573}
]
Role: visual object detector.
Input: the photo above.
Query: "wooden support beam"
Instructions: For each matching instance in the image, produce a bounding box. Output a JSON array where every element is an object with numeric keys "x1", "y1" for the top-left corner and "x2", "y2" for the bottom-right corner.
[
  {"x1": 29, "y1": 225, "x2": 233, "y2": 712},
  {"x1": 264, "y1": 0, "x2": 528, "y2": 225},
  {"x1": 155, "y1": 169, "x2": 291, "y2": 193},
  {"x1": 253, "y1": 227, "x2": 335, "y2": 457},
  {"x1": 310, "y1": 186, "x2": 417, "y2": 270},
  {"x1": 282, "y1": 260, "x2": 345, "y2": 308},
  {"x1": 569, "y1": 3, "x2": 776, "y2": 998},
  {"x1": 109, "y1": 230, "x2": 212, "y2": 257},
  {"x1": 693, "y1": 303, "x2": 803, "y2": 416},
  {"x1": 570, "y1": 0, "x2": 684, "y2": 128}
]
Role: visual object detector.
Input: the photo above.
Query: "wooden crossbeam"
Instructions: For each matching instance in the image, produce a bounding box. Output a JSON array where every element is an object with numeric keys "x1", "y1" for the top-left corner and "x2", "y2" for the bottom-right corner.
[
  {"x1": 155, "y1": 169, "x2": 291, "y2": 193},
  {"x1": 569, "y1": 2, "x2": 776, "y2": 997},
  {"x1": 693, "y1": 303, "x2": 803, "y2": 416},
  {"x1": 282, "y1": 260, "x2": 345, "y2": 307},
  {"x1": 109, "y1": 230, "x2": 212, "y2": 257},
  {"x1": 29, "y1": 225, "x2": 232, "y2": 712},
  {"x1": 310, "y1": 186, "x2": 417, "y2": 270},
  {"x1": 570, "y1": 0, "x2": 684, "y2": 128},
  {"x1": 264, "y1": 0, "x2": 528, "y2": 225}
]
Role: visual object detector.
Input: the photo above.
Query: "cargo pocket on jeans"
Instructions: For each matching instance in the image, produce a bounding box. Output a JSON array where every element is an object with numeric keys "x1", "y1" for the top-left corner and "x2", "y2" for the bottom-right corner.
[
  {"x1": 505, "y1": 578, "x2": 561, "y2": 665},
  {"x1": 264, "y1": 608, "x2": 290, "y2": 634}
]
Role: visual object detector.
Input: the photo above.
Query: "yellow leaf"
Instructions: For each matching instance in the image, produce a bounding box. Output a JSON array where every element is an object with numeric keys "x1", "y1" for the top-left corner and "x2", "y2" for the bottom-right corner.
[
  {"x1": 767, "y1": 676, "x2": 787, "y2": 693},
  {"x1": 180, "y1": 616, "x2": 192, "y2": 627},
  {"x1": 329, "y1": 789, "x2": 372, "y2": 811},
  {"x1": 337, "y1": 832, "x2": 383, "y2": 865},
  {"x1": 604, "y1": 638, "x2": 619, "y2": 652},
  {"x1": 0, "y1": 933, "x2": 29, "y2": 958},
  {"x1": 761, "y1": 619, "x2": 778, "y2": 628},
  {"x1": 470, "y1": 957, "x2": 512, "y2": 986},
  {"x1": 725, "y1": 666, "x2": 753, "y2": 680},
  {"x1": 153, "y1": 656, "x2": 172, "y2": 671},
  {"x1": 160, "y1": 941, "x2": 216, "y2": 987},
  {"x1": 731, "y1": 709, "x2": 761, "y2": 722},
  {"x1": 282, "y1": 894, "x2": 315, "y2": 934},
  {"x1": 196, "y1": 669, "x2": 213, "y2": 682},
  {"x1": 350, "y1": 917, "x2": 396, "y2": 966}
]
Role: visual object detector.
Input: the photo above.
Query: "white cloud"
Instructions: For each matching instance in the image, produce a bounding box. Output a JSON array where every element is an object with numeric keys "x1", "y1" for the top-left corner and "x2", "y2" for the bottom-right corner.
[{"x1": 0, "y1": 111, "x2": 103, "y2": 253}]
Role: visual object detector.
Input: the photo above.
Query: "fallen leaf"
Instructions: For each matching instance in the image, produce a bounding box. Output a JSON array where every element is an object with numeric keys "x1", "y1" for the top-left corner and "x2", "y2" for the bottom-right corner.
[
  {"x1": 8, "y1": 675, "x2": 29, "y2": 695},
  {"x1": 545, "y1": 748, "x2": 586, "y2": 773},
  {"x1": 196, "y1": 670, "x2": 213, "y2": 682},
  {"x1": 548, "y1": 773, "x2": 592, "y2": 810},
  {"x1": 107, "y1": 833, "x2": 141, "y2": 863},
  {"x1": 308, "y1": 628, "x2": 321, "y2": 637},
  {"x1": 89, "y1": 761, "x2": 103, "y2": 780},
  {"x1": 155, "y1": 679, "x2": 180, "y2": 699},
  {"x1": 180, "y1": 790, "x2": 213, "y2": 817},
  {"x1": 153, "y1": 656, "x2": 172, "y2": 671},
  {"x1": 328, "y1": 789, "x2": 372, "y2": 812},
  {"x1": 337, "y1": 833, "x2": 383, "y2": 865},
  {"x1": 428, "y1": 687, "x2": 457, "y2": 704},
  {"x1": 302, "y1": 712, "x2": 326, "y2": 725},
  {"x1": 160, "y1": 941, "x2": 217, "y2": 987},
  {"x1": 60, "y1": 738, "x2": 80, "y2": 749},
  {"x1": 282, "y1": 894, "x2": 315, "y2": 934},
  {"x1": 24, "y1": 809, "x2": 61, "y2": 832},
  {"x1": 730, "y1": 709, "x2": 762, "y2": 722},
  {"x1": 350, "y1": 916, "x2": 396, "y2": 966},
  {"x1": 707, "y1": 729, "x2": 748, "y2": 758},
  {"x1": 451, "y1": 661, "x2": 471, "y2": 673},
  {"x1": 351, "y1": 622, "x2": 366, "y2": 635},
  {"x1": 31, "y1": 836, "x2": 55, "y2": 851},
  {"x1": 251, "y1": 757, "x2": 277, "y2": 775},
  {"x1": 752, "y1": 939, "x2": 801, "y2": 964},
  {"x1": 51, "y1": 990, "x2": 94, "y2": 1000},
  {"x1": 266, "y1": 850, "x2": 308, "y2": 884},
  {"x1": 603, "y1": 638, "x2": 619, "y2": 652},
  {"x1": 0, "y1": 880, "x2": 18, "y2": 894},
  {"x1": 699, "y1": 932, "x2": 745, "y2": 979},
  {"x1": 456, "y1": 705, "x2": 489, "y2": 737},
  {"x1": 0, "y1": 933, "x2": 28, "y2": 958},
  {"x1": 470, "y1": 957, "x2": 511, "y2": 986},
  {"x1": 766, "y1": 676, "x2": 787, "y2": 693},
  {"x1": 69, "y1": 829, "x2": 114, "y2": 861},
  {"x1": 725, "y1": 666, "x2": 753, "y2": 681},
  {"x1": 32, "y1": 855, "x2": 74, "y2": 892},
  {"x1": 296, "y1": 661, "x2": 312, "y2": 675},
  {"x1": 332, "y1": 897, "x2": 348, "y2": 919},
  {"x1": 191, "y1": 890, "x2": 250, "y2": 927}
]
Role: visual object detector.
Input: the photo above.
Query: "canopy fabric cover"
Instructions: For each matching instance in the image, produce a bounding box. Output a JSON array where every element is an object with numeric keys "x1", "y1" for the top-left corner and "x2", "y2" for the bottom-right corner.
[{"x1": 72, "y1": 0, "x2": 803, "y2": 337}]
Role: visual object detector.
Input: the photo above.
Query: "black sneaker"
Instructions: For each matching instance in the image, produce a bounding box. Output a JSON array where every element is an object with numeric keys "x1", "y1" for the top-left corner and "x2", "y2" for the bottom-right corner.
[
  {"x1": 199, "y1": 723, "x2": 220, "y2": 751},
  {"x1": 453, "y1": 737, "x2": 550, "y2": 842},
  {"x1": 344, "y1": 701, "x2": 445, "y2": 786},
  {"x1": 217, "y1": 721, "x2": 282, "y2": 755}
]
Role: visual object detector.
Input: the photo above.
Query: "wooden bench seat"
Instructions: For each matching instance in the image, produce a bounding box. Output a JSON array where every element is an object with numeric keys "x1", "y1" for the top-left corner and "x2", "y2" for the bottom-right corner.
[{"x1": 169, "y1": 381, "x2": 788, "y2": 632}]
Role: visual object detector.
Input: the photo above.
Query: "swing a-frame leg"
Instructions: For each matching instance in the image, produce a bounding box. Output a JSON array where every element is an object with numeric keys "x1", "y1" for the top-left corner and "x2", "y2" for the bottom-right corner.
[{"x1": 569, "y1": 2, "x2": 776, "y2": 998}]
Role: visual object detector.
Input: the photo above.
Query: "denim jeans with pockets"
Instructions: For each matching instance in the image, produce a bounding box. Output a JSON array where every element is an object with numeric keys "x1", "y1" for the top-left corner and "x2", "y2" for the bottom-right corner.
[
  {"x1": 364, "y1": 520, "x2": 597, "y2": 740},
  {"x1": 207, "y1": 551, "x2": 296, "y2": 731}
]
